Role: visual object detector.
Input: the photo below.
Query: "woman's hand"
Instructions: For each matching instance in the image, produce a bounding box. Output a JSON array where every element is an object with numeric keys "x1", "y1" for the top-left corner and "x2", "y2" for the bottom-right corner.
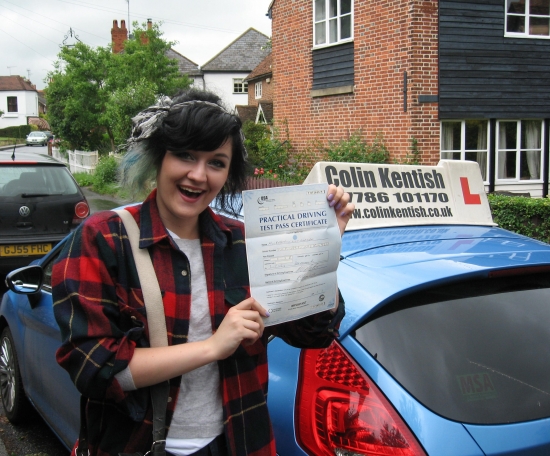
[
  {"x1": 327, "y1": 184, "x2": 355, "y2": 236},
  {"x1": 208, "y1": 297, "x2": 268, "y2": 359},
  {"x1": 129, "y1": 298, "x2": 268, "y2": 387}
]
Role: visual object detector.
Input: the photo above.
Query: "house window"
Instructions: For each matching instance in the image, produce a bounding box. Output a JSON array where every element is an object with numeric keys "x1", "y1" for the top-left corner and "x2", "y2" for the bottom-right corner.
[
  {"x1": 441, "y1": 120, "x2": 489, "y2": 182},
  {"x1": 314, "y1": 0, "x2": 353, "y2": 47},
  {"x1": 496, "y1": 120, "x2": 542, "y2": 181},
  {"x1": 233, "y1": 78, "x2": 248, "y2": 94},
  {"x1": 7, "y1": 96, "x2": 18, "y2": 112},
  {"x1": 506, "y1": 0, "x2": 550, "y2": 37},
  {"x1": 255, "y1": 82, "x2": 263, "y2": 99}
]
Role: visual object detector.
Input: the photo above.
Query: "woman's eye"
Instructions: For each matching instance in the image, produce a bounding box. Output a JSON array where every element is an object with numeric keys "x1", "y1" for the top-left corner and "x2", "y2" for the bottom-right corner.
[
  {"x1": 176, "y1": 152, "x2": 193, "y2": 160},
  {"x1": 210, "y1": 160, "x2": 226, "y2": 168}
]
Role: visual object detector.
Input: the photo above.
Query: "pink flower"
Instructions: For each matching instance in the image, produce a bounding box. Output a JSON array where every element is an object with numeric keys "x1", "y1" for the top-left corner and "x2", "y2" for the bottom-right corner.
[
  {"x1": 273, "y1": 174, "x2": 278, "y2": 179},
  {"x1": 254, "y1": 168, "x2": 259, "y2": 175},
  {"x1": 279, "y1": 164, "x2": 283, "y2": 168}
]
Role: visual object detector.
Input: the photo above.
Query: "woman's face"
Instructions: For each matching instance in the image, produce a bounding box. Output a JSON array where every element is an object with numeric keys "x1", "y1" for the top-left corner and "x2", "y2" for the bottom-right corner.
[{"x1": 156, "y1": 138, "x2": 232, "y2": 238}]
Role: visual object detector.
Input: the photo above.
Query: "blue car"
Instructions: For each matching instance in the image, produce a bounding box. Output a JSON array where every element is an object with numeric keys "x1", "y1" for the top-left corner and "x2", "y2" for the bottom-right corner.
[{"x1": 2, "y1": 160, "x2": 550, "y2": 454}]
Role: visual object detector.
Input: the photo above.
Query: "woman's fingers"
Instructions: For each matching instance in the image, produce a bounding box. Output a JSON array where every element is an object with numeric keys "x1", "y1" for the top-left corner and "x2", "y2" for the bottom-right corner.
[
  {"x1": 327, "y1": 184, "x2": 355, "y2": 236},
  {"x1": 234, "y1": 297, "x2": 270, "y2": 317}
]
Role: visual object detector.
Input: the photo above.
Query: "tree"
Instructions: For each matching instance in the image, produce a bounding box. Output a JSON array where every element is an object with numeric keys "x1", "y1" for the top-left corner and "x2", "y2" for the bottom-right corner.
[{"x1": 45, "y1": 22, "x2": 190, "y2": 151}]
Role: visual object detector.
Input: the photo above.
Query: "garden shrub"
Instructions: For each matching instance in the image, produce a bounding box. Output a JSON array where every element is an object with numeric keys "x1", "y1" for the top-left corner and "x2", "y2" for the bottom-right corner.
[
  {"x1": 92, "y1": 155, "x2": 119, "y2": 193},
  {"x1": 243, "y1": 120, "x2": 309, "y2": 184},
  {"x1": 488, "y1": 194, "x2": 550, "y2": 244},
  {"x1": 72, "y1": 172, "x2": 94, "y2": 187},
  {"x1": 0, "y1": 125, "x2": 32, "y2": 138},
  {"x1": 324, "y1": 131, "x2": 390, "y2": 164}
]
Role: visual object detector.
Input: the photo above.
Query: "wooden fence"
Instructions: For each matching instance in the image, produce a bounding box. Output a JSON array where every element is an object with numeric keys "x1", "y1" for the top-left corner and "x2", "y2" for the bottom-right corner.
[
  {"x1": 245, "y1": 177, "x2": 291, "y2": 189},
  {"x1": 52, "y1": 148, "x2": 98, "y2": 174}
]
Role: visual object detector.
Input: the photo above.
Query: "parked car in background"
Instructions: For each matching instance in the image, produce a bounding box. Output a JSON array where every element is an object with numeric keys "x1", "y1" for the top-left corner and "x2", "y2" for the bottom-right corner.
[
  {"x1": 1, "y1": 161, "x2": 549, "y2": 455},
  {"x1": 0, "y1": 150, "x2": 89, "y2": 275},
  {"x1": 25, "y1": 131, "x2": 49, "y2": 147}
]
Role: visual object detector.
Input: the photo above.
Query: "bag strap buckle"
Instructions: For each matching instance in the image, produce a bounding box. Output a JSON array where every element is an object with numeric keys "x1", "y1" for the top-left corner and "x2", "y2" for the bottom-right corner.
[{"x1": 144, "y1": 439, "x2": 166, "y2": 456}]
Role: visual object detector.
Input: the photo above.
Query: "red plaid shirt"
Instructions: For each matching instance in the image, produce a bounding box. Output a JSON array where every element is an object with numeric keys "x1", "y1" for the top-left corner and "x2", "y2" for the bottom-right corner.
[{"x1": 52, "y1": 190, "x2": 344, "y2": 456}]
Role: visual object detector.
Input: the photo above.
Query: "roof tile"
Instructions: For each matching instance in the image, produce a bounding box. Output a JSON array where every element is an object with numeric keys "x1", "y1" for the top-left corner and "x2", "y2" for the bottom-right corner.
[
  {"x1": 0, "y1": 75, "x2": 37, "y2": 92},
  {"x1": 201, "y1": 28, "x2": 270, "y2": 72}
]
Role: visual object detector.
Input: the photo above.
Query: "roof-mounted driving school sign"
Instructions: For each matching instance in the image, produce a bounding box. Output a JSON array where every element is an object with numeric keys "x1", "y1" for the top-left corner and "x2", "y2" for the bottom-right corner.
[{"x1": 303, "y1": 160, "x2": 495, "y2": 231}]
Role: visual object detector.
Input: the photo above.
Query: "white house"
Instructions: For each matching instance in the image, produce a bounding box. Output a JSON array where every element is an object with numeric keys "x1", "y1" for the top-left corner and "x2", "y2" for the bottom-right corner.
[
  {"x1": 0, "y1": 76, "x2": 39, "y2": 129},
  {"x1": 201, "y1": 28, "x2": 270, "y2": 110}
]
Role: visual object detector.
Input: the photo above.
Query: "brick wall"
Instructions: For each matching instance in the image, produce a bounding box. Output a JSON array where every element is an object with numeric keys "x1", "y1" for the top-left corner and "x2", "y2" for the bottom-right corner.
[
  {"x1": 247, "y1": 77, "x2": 274, "y2": 106},
  {"x1": 272, "y1": 0, "x2": 440, "y2": 166}
]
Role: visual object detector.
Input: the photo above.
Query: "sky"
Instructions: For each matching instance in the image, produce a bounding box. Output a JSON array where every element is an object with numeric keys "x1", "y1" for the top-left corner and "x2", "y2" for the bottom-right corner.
[{"x1": 0, "y1": 0, "x2": 273, "y2": 90}]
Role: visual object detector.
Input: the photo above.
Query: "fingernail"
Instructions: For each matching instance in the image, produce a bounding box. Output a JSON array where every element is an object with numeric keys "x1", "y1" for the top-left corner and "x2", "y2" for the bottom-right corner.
[
  {"x1": 340, "y1": 211, "x2": 347, "y2": 217},
  {"x1": 327, "y1": 193, "x2": 334, "y2": 201},
  {"x1": 335, "y1": 203, "x2": 341, "y2": 210},
  {"x1": 265, "y1": 312, "x2": 270, "y2": 317},
  {"x1": 329, "y1": 200, "x2": 336, "y2": 207}
]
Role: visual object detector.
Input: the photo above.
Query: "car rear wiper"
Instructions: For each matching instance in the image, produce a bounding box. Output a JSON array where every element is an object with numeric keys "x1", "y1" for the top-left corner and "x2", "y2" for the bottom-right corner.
[{"x1": 22, "y1": 193, "x2": 63, "y2": 197}]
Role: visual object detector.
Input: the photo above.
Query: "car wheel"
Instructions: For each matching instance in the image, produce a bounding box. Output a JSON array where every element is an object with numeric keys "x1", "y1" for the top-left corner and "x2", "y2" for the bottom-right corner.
[{"x1": 0, "y1": 327, "x2": 31, "y2": 423}]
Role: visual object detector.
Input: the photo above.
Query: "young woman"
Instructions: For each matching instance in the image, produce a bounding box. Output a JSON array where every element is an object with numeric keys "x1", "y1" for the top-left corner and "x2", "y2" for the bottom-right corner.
[{"x1": 52, "y1": 89, "x2": 354, "y2": 456}]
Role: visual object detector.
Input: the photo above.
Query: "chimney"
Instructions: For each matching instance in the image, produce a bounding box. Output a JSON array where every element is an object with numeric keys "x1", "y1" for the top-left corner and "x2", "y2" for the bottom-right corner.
[
  {"x1": 111, "y1": 19, "x2": 128, "y2": 54},
  {"x1": 140, "y1": 18, "x2": 153, "y2": 45}
]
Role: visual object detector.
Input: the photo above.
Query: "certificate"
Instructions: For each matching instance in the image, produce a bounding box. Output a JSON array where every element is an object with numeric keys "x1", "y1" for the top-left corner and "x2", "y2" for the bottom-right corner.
[{"x1": 243, "y1": 183, "x2": 341, "y2": 326}]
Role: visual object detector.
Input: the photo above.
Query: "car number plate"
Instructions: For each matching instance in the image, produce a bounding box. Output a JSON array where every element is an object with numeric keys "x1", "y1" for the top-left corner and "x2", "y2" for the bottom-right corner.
[{"x1": 0, "y1": 243, "x2": 52, "y2": 257}]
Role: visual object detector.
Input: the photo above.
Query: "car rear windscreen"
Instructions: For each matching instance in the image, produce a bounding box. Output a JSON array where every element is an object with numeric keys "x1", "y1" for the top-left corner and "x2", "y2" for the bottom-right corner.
[
  {"x1": 355, "y1": 271, "x2": 550, "y2": 424},
  {"x1": 0, "y1": 165, "x2": 79, "y2": 197}
]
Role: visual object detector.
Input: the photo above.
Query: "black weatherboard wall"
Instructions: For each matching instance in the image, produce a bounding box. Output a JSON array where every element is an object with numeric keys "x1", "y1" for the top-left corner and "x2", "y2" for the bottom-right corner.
[
  {"x1": 439, "y1": 0, "x2": 550, "y2": 119},
  {"x1": 312, "y1": 42, "x2": 354, "y2": 90}
]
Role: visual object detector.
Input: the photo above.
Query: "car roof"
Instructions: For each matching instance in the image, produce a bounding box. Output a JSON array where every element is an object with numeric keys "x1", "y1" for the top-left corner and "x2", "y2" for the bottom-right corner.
[
  {"x1": 338, "y1": 224, "x2": 550, "y2": 336},
  {"x1": 0, "y1": 150, "x2": 66, "y2": 166}
]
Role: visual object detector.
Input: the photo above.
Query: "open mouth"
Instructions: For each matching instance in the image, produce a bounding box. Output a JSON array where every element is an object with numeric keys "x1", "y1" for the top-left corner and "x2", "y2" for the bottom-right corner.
[{"x1": 178, "y1": 186, "x2": 205, "y2": 200}]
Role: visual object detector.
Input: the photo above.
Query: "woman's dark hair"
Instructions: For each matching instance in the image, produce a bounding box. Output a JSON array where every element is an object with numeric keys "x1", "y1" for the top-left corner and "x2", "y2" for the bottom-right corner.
[{"x1": 119, "y1": 88, "x2": 248, "y2": 214}]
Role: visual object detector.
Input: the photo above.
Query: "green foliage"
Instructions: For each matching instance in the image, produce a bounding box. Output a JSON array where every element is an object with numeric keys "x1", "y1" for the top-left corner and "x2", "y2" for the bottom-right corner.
[
  {"x1": 45, "y1": 21, "x2": 190, "y2": 152},
  {"x1": 242, "y1": 121, "x2": 271, "y2": 165},
  {"x1": 0, "y1": 125, "x2": 32, "y2": 138},
  {"x1": 488, "y1": 194, "x2": 550, "y2": 244},
  {"x1": 401, "y1": 137, "x2": 422, "y2": 165},
  {"x1": 92, "y1": 155, "x2": 119, "y2": 192},
  {"x1": 72, "y1": 172, "x2": 95, "y2": 187},
  {"x1": 324, "y1": 131, "x2": 390, "y2": 164},
  {"x1": 243, "y1": 121, "x2": 308, "y2": 184},
  {"x1": 103, "y1": 79, "x2": 157, "y2": 147}
]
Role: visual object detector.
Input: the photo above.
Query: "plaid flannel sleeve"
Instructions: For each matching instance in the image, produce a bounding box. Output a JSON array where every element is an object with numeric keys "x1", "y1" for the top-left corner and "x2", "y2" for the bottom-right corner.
[
  {"x1": 267, "y1": 288, "x2": 345, "y2": 348},
  {"x1": 52, "y1": 214, "x2": 144, "y2": 405}
]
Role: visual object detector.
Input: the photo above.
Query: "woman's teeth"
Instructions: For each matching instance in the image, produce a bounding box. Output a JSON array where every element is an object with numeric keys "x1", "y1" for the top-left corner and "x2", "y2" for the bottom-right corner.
[{"x1": 179, "y1": 187, "x2": 203, "y2": 198}]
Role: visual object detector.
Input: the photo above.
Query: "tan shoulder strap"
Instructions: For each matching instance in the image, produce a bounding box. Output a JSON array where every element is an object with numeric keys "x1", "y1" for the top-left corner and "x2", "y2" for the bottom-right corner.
[{"x1": 114, "y1": 209, "x2": 168, "y2": 348}]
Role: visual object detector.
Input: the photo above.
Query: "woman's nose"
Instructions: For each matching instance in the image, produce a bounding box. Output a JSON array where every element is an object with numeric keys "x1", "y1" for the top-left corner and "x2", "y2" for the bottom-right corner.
[{"x1": 187, "y1": 161, "x2": 208, "y2": 182}]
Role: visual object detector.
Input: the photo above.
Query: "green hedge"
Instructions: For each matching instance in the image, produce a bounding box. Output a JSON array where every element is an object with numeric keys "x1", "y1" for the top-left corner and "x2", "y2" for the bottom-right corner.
[
  {"x1": 0, "y1": 125, "x2": 32, "y2": 138},
  {"x1": 488, "y1": 194, "x2": 550, "y2": 244}
]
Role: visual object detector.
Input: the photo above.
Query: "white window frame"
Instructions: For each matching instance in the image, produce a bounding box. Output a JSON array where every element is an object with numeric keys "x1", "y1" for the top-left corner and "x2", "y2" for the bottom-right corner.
[
  {"x1": 496, "y1": 119, "x2": 544, "y2": 182},
  {"x1": 505, "y1": 0, "x2": 550, "y2": 38},
  {"x1": 7, "y1": 96, "x2": 18, "y2": 113},
  {"x1": 440, "y1": 120, "x2": 490, "y2": 183},
  {"x1": 233, "y1": 78, "x2": 248, "y2": 94},
  {"x1": 255, "y1": 81, "x2": 262, "y2": 99},
  {"x1": 313, "y1": 0, "x2": 354, "y2": 48}
]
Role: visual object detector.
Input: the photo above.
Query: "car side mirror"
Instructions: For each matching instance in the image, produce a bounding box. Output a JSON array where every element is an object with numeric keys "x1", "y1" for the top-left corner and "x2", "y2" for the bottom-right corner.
[{"x1": 5, "y1": 265, "x2": 44, "y2": 295}]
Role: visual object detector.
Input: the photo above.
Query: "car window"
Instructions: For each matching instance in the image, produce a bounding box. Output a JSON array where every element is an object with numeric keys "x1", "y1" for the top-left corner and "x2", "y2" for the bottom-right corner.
[
  {"x1": 42, "y1": 250, "x2": 62, "y2": 291},
  {"x1": 0, "y1": 165, "x2": 79, "y2": 196},
  {"x1": 354, "y1": 271, "x2": 550, "y2": 424}
]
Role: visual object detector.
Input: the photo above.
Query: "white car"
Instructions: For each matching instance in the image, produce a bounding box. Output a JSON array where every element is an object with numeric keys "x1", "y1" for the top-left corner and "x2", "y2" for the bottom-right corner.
[{"x1": 26, "y1": 131, "x2": 49, "y2": 146}]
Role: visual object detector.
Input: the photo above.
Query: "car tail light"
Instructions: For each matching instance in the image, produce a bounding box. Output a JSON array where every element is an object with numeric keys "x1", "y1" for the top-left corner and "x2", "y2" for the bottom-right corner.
[
  {"x1": 296, "y1": 342, "x2": 426, "y2": 456},
  {"x1": 73, "y1": 201, "x2": 90, "y2": 225}
]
